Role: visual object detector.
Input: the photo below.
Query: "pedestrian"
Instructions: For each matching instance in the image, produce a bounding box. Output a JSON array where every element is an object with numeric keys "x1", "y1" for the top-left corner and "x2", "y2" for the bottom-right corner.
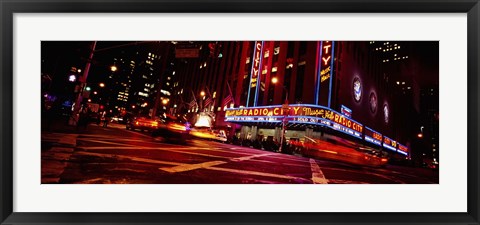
[{"x1": 102, "y1": 111, "x2": 110, "y2": 128}]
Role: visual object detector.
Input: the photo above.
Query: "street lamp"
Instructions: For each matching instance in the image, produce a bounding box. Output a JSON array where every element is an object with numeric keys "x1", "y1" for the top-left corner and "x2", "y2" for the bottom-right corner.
[
  {"x1": 68, "y1": 75, "x2": 76, "y2": 82},
  {"x1": 271, "y1": 77, "x2": 278, "y2": 84},
  {"x1": 200, "y1": 91, "x2": 205, "y2": 97},
  {"x1": 162, "y1": 99, "x2": 168, "y2": 105},
  {"x1": 110, "y1": 65, "x2": 117, "y2": 72},
  {"x1": 99, "y1": 83, "x2": 105, "y2": 88},
  {"x1": 271, "y1": 77, "x2": 289, "y2": 153}
]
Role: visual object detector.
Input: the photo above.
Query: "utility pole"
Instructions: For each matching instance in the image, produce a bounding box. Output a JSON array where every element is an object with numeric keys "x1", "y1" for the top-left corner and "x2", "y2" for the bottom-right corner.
[{"x1": 69, "y1": 41, "x2": 97, "y2": 126}]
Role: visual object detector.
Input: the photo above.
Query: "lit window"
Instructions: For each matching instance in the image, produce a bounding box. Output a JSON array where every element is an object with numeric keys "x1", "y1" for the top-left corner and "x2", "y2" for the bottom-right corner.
[
  {"x1": 264, "y1": 50, "x2": 269, "y2": 58},
  {"x1": 148, "y1": 53, "x2": 151, "y2": 56},
  {"x1": 274, "y1": 47, "x2": 280, "y2": 55},
  {"x1": 394, "y1": 54, "x2": 397, "y2": 56},
  {"x1": 298, "y1": 61, "x2": 306, "y2": 66},
  {"x1": 394, "y1": 47, "x2": 397, "y2": 49},
  {"x1": 272, "y1": 67, "x2": 278, "y2": 72},
  {"x1": 167, "y1": 77, "x2": 171, "y2": 80},
  {"x1": 204, "y1": 62, "x2": 207, "y2": 67},
  {"x1": 398, "y1": 46, "x2": 401, "y2": 49},
  {"x1": 200, "y1": 65, "x2": 203, "y2": 69},
  {"x1": 286, "y1": 63, "x2": 294, "y2": 69},
  {"x1": 406, "y1": 56, "x2": 408, "y2": 58},
  {"x1": 213, "y1": 92, "x2": 216, "y2": 98},
  {"x1": 246, "y1": 57, "x2": 250, "y2": 64}
]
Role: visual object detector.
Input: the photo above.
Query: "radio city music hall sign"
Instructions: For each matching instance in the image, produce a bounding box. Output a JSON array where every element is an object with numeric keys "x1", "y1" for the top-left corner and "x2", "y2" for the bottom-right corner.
[
  {"x1": 225, "y1": 105, "x2": 363, "y2": 133},
  {"x1": 320, "y1": 41, "x2": 333, "y2": 83},
  {"x1": 250, "y1": 41, "x2": 263, "y2": 88}
]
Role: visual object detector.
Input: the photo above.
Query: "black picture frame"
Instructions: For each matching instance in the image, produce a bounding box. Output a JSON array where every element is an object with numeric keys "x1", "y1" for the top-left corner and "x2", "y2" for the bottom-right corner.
[{"x1": 1, "y1": 0, "x2": 479, "y2": 224}]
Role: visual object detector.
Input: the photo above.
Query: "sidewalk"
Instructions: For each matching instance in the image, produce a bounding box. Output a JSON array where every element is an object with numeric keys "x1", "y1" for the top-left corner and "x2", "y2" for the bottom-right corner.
[{"x1": 42, "y1": 116, "x2": 80, "y2": 183}]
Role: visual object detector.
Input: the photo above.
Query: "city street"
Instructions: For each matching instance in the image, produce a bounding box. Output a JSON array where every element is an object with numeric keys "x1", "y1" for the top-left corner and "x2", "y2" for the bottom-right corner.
[{"x1": 42, "y1": 122, "x2": 439, "y2": 184}]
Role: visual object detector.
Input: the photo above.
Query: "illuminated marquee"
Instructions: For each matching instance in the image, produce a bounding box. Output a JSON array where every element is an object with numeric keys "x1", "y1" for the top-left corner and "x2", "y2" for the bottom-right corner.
[
  {"x1": 383, "y1": 136, "x2": 397, "y2": 152},
  {"x1": 225, "y1": 104, "x2": 363, "y2": 138},
  {"x1": 397, "y1": 143, "x2": 409, "y2": 155},
  {"x1": 364, "y1": 127, "x2": 382, "y2": 146}
]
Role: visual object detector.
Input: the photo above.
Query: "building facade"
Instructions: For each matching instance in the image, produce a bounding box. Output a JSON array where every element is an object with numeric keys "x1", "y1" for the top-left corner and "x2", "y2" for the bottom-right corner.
[{"x1": 172, "y1": 41, "x2": 439, "y2": 159}]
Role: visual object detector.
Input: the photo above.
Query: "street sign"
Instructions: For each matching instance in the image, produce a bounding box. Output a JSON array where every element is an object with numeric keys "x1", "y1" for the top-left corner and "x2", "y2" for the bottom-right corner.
[
  {"x1": 175, "y1": 44, "x2": 199, "y2": 58},
  {"x1": 82, "y1": 90, "x2": 90, "y2": 98}
]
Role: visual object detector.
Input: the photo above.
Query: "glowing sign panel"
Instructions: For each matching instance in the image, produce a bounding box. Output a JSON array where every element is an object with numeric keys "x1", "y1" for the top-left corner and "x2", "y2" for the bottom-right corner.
[
  {"x1": 341, "y1": 105, "x2": 352, "y2": 118},
  {"x1": 397, "y1": 143, "x2": 409, "y2": 155},
  {"x1": 383, "y1": 136, "x2": 397, "y2": 152},
  {"x1": 364, "y1": 127, "x2": 382, "y2": 146}
]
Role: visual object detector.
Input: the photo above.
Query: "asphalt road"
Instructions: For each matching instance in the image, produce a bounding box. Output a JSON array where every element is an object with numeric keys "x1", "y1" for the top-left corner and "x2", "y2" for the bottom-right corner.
[{"x1": 41, "y1": 123, "x2": 439, "y2": 184}]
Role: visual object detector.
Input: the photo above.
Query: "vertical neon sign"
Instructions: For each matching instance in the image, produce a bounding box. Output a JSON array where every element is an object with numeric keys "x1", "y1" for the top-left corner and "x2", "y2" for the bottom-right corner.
[
  {"x1": 328, "y1": 41, "x2": 335, "y2": 108},
  {"x1": 246, "y1": 41, "x2": 264, "y2": 107},
  {"x1": 316, "y1": 41, "x2": 335, "y2": 107},
  {"x1": 314, "y1": 41, "x2": 323, "y2": 105}
]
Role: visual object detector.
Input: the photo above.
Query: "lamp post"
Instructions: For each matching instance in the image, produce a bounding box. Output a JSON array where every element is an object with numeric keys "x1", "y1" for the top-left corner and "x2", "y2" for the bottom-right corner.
[
  {"x1": 271, "y1": 77, "x2": 289, "y2": 153},
  {"x1": 69, "y1": 41, "x2": 97, "y2": 126}
]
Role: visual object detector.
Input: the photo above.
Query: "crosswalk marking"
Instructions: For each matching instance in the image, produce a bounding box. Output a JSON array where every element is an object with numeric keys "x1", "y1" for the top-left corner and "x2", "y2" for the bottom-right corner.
[
  {"x1": 309, "y1": 159, "x2": 328, "y2": 184},
  {"x1": 160, "y1": 161, "x2": 226, "y2": 173}
]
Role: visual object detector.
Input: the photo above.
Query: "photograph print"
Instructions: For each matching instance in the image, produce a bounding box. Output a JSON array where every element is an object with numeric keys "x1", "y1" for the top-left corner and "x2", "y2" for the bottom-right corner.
[{"x1": 41, "y1": 41, "x2": 439, "y2": 184}]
